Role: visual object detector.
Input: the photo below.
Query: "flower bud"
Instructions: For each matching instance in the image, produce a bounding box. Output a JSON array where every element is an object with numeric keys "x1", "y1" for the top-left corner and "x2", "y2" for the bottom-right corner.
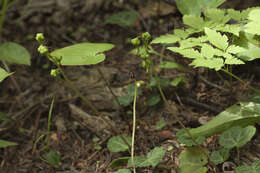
[
  {"x1": 35, "y1": 33, "x2": 45, "y2": 43},
  {"x1": 37, "y1": 45, "x2": 48, "y2": 55},
  {"x1": 142, "y1": 32, "x2": 151, "y2": 41},
  {"x1": 131, "y1": 37, "x2": 140, "y2": 46},
  {"x1": 50, "y1": 68, "x2": 60, "y2": 77}
]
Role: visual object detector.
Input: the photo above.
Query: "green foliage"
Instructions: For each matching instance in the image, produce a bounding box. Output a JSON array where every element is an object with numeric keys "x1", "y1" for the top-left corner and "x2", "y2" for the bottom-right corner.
[
  {"x1": 114, "y1": 169, "x2": 131, "y2": 173},
  {"x1": 219, "y1": 126, "x2": 256, "y2": 149},
  {"x1": 179, "y1": 102, "x2": 260, "y2": 139},
  {"x1": 128, "y1": 147, "x2": 165, "y2": 167},
  {"x1": 46, "y1": 150, "x2": 61, "y2": 167},
  {"x1": 105, "y1": 11, "x2": 138, "y2": 27},
  {"x1": 170, "y1": 77, "x2": 187, "y2": 87},
  {"x1": 0, "y1": 139, "x2": 17, "y2": 148},
  {"x1": 159, "y1": 61, "x2": 187, "y2": 72},
  {"x1": 175, "y1": 0, "x2": 225, "y2": 16},
  {"x1": 0, "y1": 67, "x2": 13, "y2": 82},
  {"x1": 178, "y1": 147, "x2": 208, "y2": 173},
  {"x1": 245, "y1": 9, "x2": 260, "y2": 35},
  {"x1": 107, "y1": 134, "x2": 131, "y2": 152},
  {"x1": 110, "y1": 157, "x2": 130, "y2": 168},
  {"x1": 156, "y1": 119, "x2": 167, "y2": 130},
  {"x1": 177, "y1": 129, "x2": 205, "y2": 147},
  {"x1": 147, "y1": 94, "x2": 161, "y2": 106},
  {"x1": 210, "y1": 148, "x2": 230, "y2": 165},
  {"x1": 151, "y1": 34, "x2": 180, "y2": 44},
  {"x1": 50, "y1": 43, "x2": 114, "y2": 66},
  {"x1": 236, "y1": 159, "x2": 260, "y2": 173},
  {"x1": 0, "y1": 42, "x2": 31, "y2": 65}
]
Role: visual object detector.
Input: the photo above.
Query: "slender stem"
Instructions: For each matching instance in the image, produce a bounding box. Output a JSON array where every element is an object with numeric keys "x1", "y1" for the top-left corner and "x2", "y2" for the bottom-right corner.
[
  {"x1": 150, "y1": 58, "x2": 217, "y2": 171},
  {"x1": 0, "y1": 0, "x2": 8, "y2": 41},
  {"x1": 55, "y1": 63, "x2": 99, "y2": 115},
  {"x1": 131, "y1": 80, "x2": 137, "y2": 173},
  {"x1": 96, "y1": 67, "x2": 122, "y2": 109},
  {"x1": 236, "y1": 147, "x2": 240, "y2": 164},
  {"x1": 2, "y1": 61, "x2": 22, "y2": 92},
  {"x1": 46, "y1": 97, "x2": 54, "y2": 150},
  {"x1": 221, "y1": 69, "x2": 260, "y2": 94}
]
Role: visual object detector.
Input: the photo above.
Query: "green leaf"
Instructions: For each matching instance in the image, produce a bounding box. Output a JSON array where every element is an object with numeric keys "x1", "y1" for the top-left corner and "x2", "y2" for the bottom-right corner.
[
  {"x1": 110, "y1": 157, "x2": 130, "y2": 168},
  {"x1": 237, "y1": 44, "x2": 260, "y2": 61},
  {"x1": 128, "y1": 156, "x2": 147, "y2": 167},
  {"x1": 210, "y1": 148, "x2": 230, "y2": 165},
  {"x1": 46, "y1": 150, "x2": 61, "y2": 167},
  {"x1": 107, "y1": 134, "x2": 131, "y2": 152},
  {"x1": 105, "y1": 11, "x2": 138, "y2": 27},
  {"x1": 156, "y1": 119, "x2": 167, "y2": 130},
  {"x1": 226, "y1": 45, "x2": 246, "y2": 54},
  {"x1": 183, "y1": 15, "x2": 205, "y2": 30},
  {"x1": 177, "y1": 129, "x2": 205, "y2": 147},
  {"x1": 0, "y1": 139, "x2": 17, "y2": 148},
  {"x1": 151, "y1": 34, "x2": 180, "y2": 44},
  {"x1": 50, "y1": 43, "x2": 114, "y2": 66},
  {"x1": 245, "y1": 9, "x2": 260, "y2": 35},
  {"x1": 168, "y1": 47, "x2": 202, "y2": 59},
  {"x1": 0, "y1": 67, "x2": 13, "y2": 82},
  {"x1": 185, "y1": 102, "x2": 260, "y2": 139},
  {"x1": 159, "y1": 61, "x2": 187, "y2": 71},
  {"x1": 236, "y1": 159, "x2": 260, "y2": 173},
  {"x1": 190, "y1": 57, "x2": 224, "y2": 71},
  {"x1": 170, "y1": 77, "x2": 187, "y2": 87},
  {"x1": 128, "y1": 147, "x2": 165, "y2": 167},
  {"x1": 0, "y1": 42, "x2": 30, "y2": 65},
  {"x1": 114, "y1": 169, "x2": 131, "y2": 173},
  {"x1": 227, "y1": 9, "x2": 243, "y2": 21},
  {"x1": 219, "y1": 126, "x2": 256, "y2": 149},
  {"x1": 174, "y1": 29, "x2": 190, "y2": 39},
  {"x1": 204, "y1": 8, "x2": 231, "y2": 24},
  {"x1": 175, "y1": 0, "x2": 225, "y2": 16},
  {"x1": 215, "y1": 24, "x2": 241, "y2": 36},
  {"x1": 147, "y1": 94, "x2": 161, "y2": 106},
  {"x1": 178, "y1": 147, "x2": 208, "y2": 173},
  {"x1": 204, "y1": 27, "x2": 229, "y2": 50},
  {"x1": 144, "y1": 147, "x2": 165, "y2": 167}
]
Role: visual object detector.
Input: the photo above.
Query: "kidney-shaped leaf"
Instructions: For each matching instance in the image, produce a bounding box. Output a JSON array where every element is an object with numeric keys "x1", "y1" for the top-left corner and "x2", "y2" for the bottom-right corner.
[
  {"x1": 0, "y1": 42, "x2": 30, "y2": 65},
  {"x1": 107, "y1": 134, "x2": 131, "y2": 152},
  {"x1": 236, "y1": 159, "x2": 260, "y2": 173},
  {"x1": 219, "y1": 126, "x2": 256, "y2": 149},
  {"x1": 210, "y1": 148, "x2": 230, "y2": 165},
  {"x1": 0, "y1": 67, "x2": 13, "y2": 82},
  {"x1": 50, "y1": 43, "x2": 114, "y2": 66},
  {"x1": 178, "y1": 147, "x2": 208, "y2": 173}
]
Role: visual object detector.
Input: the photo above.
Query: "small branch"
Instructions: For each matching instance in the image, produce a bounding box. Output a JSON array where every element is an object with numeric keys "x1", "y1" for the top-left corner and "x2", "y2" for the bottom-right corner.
[
  {"x1": 221, "y1": 69, "x2": 260, "y2": 95},
  {"x1": 96, "y1": 67, "x2": 122, "y2": 109}
]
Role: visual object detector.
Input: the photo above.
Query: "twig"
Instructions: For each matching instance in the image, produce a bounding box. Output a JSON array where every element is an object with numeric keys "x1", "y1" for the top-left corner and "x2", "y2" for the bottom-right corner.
[{"x1": 198, "y1": 75, "x2": 230, "y2": 93}]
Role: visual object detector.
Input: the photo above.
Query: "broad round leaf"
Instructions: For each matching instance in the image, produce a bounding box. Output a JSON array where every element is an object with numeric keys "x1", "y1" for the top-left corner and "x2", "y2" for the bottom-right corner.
[
  {"x1": 219, "y1": 126, "x2": 256, "y2": 149},
  {"x1": 178, "y1": 147, "x2": 208, "y2": 173},
  {"x1": 0, "y1": 42, "x2": 31, "y2": 65},
  {"x1": 210, "y1": 148, "x2": 230, "y2": 165},
  {"x1": 50, "y1": 43, "x2": 114, "y2": 66},
  {"x1": 107, "y1": 134, "x2": 131, "y2": 152}
]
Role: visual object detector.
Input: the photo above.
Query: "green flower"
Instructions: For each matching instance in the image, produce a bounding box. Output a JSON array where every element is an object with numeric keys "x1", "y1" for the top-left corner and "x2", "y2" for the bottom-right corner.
[{"x1": 37, "y1": 45, "x2": 48, "y2": 55}]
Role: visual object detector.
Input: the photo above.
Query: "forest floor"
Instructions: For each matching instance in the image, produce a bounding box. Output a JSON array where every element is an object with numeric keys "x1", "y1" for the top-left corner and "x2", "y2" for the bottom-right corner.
[{"x1": 1, "y1": 0, "x2": 260, "y2": 173}]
